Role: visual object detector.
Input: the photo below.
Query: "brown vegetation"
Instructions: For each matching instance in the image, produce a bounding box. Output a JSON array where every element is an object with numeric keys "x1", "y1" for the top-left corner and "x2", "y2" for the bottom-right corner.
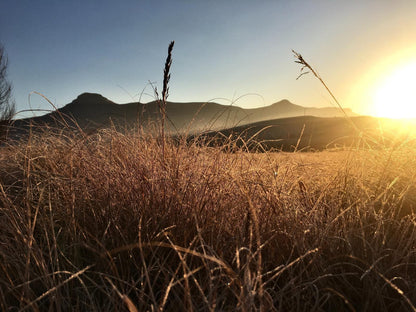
[{"x1": 1, "y1": 127, "x2": 416, "y2": 311}]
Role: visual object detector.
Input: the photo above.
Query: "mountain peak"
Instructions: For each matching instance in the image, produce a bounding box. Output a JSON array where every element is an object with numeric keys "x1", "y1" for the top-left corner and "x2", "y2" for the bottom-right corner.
[
  {"x1": 271, "y1": 99, "x2": 302, "y2": 108},
  {"x1": 74, "y1": 93, "x2": 110, "y2": 103},
  {"x1": 60, "y1": 93, "x2": 117, "y2": 117}
]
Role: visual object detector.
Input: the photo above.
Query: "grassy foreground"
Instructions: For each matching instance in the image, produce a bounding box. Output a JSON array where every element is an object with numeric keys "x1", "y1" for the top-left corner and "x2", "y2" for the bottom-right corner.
[{"x1": 1, "y1": 128, "x2": 416, "y2": 311}]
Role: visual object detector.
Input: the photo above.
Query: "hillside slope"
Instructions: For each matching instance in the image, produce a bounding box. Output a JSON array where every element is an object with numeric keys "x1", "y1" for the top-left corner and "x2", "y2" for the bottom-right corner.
[{"x1": 197, "y1": 115, "x2": 406, "y2": 151}]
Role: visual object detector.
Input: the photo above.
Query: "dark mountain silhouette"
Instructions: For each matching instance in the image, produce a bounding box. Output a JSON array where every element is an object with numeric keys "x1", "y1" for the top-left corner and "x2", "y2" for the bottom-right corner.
[
  {"x1": 4, "y1": 92, "x2": 413, "y2": 151},
  {"x1": 12, "y1": 92, "x2": 410, "y2": 151},
  {"x1": 10, "y1": 93, "x2": 357, "y2": 136}
]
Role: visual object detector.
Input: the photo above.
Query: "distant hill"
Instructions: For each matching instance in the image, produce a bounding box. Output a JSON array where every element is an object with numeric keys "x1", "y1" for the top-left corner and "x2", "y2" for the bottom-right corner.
[
  {"x1": 194, "y1": 115, "x2": 394, "y2": 151},
  {"x1": 9, "y1": 93, "x2": 357, "y2": 136}
]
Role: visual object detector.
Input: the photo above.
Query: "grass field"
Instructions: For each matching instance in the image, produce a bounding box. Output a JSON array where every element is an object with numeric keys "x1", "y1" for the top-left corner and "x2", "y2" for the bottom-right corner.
[{"x1": 1, "y1": 127, "x2": 416, "y2": 311}]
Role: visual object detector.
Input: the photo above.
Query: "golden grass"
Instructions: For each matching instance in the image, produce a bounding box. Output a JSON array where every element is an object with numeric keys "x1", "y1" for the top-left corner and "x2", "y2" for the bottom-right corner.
[{"x1": 1, "y1": 127, "x2": 416, "y2": 311}]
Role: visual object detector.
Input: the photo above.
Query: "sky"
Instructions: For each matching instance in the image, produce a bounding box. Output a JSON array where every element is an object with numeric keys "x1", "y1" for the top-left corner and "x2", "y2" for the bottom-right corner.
[{"x1": 1, "y1": 0, "x2": 416, "y2": 118}]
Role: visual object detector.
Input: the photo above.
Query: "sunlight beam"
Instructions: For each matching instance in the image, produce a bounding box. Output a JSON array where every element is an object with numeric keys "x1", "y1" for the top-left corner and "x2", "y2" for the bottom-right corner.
[{"x1": 371, "y1": 60, "x2": 416, "y2": 119}]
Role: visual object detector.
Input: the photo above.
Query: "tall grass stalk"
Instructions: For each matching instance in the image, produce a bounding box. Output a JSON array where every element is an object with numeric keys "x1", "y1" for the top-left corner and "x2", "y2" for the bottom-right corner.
[
  {"x1": 292, "y1": 50, "x2": 360, "y2": 133},
  {"x1": 158, "y1": 41, "x2": 174, "y2": 160}
]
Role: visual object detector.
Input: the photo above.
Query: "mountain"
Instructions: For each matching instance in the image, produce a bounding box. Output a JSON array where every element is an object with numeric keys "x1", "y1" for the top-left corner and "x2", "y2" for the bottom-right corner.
[
  {"x1": 242, "y1": 99, "x2": 356, "y2": 122},
  {"x1": 6, "y1": 93, "x2": 409, "y2": 151},
  {"x1": 9, "y1": 93, "x2": 357, "y2": 136}
]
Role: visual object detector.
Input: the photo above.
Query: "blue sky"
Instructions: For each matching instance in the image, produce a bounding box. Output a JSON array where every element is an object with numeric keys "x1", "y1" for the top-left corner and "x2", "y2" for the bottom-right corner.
[{"x1": 1, "y1": 0, "x2": 416, "y2": 117}]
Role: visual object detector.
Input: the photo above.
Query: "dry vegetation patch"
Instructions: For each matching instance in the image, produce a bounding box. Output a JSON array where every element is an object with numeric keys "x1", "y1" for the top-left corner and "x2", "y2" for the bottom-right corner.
[{"x1": 1, "y1": 130, "x2": 416, "y2": 311}]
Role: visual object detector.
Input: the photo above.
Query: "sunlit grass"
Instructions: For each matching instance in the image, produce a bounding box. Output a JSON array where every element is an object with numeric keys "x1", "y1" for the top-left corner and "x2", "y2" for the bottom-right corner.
[{"x1": 1, "y1": 126, "x2": 416, "y2": 311}]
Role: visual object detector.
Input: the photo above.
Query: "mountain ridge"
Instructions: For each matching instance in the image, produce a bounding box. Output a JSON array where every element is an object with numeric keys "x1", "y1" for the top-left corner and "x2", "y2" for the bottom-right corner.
[
  {"x1": 5, "y1": 93, "x2": 413, "y2": 152},
  {"x1": 6, "y1": 92, "x2": 361, "y2": 148},
  {"x1": 15, "y1": 92, "x2": 357, "y2": 131}
]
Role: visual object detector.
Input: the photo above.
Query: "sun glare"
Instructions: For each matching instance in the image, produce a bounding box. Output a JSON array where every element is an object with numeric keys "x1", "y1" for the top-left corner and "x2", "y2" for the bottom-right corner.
[{"x1": 371, "y1": 60, "x2": 416, "y2": 119}]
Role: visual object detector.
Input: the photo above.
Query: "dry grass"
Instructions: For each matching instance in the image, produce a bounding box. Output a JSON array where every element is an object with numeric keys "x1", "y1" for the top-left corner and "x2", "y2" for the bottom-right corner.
[{"x1": 1, "y1": 127, "x2": 416, "y2": 311}]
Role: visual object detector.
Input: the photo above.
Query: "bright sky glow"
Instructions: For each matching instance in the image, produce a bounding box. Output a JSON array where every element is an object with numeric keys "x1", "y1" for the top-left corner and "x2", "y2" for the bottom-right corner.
[
  {"x1": 1, "y1": 0, "x2": 416, "y2": 118},
  {"x1": 371, "y1": 61, "x2": 416, "y2": 119},
  {"x1": 349, "y1": 47, "x2": 416, "y2": 119}
]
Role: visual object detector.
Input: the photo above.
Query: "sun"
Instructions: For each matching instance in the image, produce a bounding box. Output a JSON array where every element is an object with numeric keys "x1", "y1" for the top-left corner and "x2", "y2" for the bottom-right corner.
[{"x1": 370, "y1": 60, "x2": 416, "y2": 119}]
